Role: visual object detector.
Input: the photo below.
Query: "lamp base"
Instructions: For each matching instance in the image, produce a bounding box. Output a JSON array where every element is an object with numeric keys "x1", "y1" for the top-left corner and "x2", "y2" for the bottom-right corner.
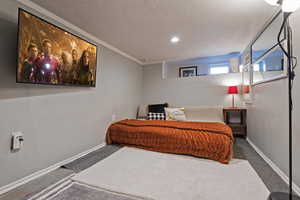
[{"x1": 269, "y1": 192, "x2": 300, "y2": 200}]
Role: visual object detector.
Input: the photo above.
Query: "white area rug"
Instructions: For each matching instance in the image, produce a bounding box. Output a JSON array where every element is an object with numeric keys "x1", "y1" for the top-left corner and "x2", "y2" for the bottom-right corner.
[{"x1": 73, "y1": 147, "x2": 270, "y2": 200}]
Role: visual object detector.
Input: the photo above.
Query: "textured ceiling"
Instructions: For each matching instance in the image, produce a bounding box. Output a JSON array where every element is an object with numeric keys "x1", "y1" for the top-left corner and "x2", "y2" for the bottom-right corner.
[{"x1": 31, "y1": 0, "x2": 278, "y2": 64}]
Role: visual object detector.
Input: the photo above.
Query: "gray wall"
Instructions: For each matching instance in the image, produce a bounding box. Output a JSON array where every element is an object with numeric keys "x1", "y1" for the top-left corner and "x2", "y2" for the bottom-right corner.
[
  {"x1": 166, "y1": 63, "x2": 209, "y2": 79},
  {"x1": 143, "y1": 64, "x2": 242, "y2": 107},
  {"x1": 247, "y1": 10, "x2": 300, "y2": 188},
  {"x1": 1, "y1": 0, "x2": 300, "y2": 192},
  {"x1": 0, "y1": 0, "x2": 143, "y2": 188}
]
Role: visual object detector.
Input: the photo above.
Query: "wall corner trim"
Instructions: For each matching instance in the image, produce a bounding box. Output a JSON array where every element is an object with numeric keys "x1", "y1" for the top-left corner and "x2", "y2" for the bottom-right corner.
[
  {"x1": 16, "y1": 0, "x2": 143, "y2": 65},
  {"x1": 247, "y1": 138, "x2": 300, "y2": 196},
  {"x1": 0, "y1": 143, "x2": 105, "y2": 195}
]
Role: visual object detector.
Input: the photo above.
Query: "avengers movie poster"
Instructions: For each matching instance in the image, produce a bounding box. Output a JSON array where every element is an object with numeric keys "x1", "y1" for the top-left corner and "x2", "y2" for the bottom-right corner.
[{"x1": 17, "y1": 9, "x2": 97, "y2": 87}]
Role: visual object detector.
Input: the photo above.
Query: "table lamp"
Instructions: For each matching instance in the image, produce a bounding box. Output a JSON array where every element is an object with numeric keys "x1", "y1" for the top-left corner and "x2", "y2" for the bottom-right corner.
[{"x1": 227, "y1": 86, "x2": 238, "y2": 108}]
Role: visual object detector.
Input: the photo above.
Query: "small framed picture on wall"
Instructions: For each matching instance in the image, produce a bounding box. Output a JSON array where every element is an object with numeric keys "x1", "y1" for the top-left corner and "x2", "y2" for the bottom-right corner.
[{"x1": 179, "y1": 66, "x2": 197, "y2": 77}]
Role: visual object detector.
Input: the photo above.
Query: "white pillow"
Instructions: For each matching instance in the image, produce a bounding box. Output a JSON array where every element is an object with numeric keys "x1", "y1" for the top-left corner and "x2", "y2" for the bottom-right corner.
[
  {"x1": 164, "y1": 108, "x2": 186, "y2": 121},
  {"x1": 137, "y1": 104, "x2": 148, "y2": 119}
]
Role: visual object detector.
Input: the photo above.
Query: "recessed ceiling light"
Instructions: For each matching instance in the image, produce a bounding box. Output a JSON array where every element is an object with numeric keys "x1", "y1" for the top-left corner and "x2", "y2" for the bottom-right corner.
[{"x1": 171, "y1": 36, "x2": 180, "y2": 43}]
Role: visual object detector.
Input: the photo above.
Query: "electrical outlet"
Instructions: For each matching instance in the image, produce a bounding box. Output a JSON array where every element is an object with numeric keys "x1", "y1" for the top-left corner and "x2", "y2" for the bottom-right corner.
[{"x1": 11, "y1": 132, "x2": 24, "y2": 151}]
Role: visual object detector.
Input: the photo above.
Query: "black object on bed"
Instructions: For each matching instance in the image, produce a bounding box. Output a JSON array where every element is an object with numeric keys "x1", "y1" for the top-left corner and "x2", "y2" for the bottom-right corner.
[{"x1": 148, "y1": 103, "x2": 168, "y2": 114}]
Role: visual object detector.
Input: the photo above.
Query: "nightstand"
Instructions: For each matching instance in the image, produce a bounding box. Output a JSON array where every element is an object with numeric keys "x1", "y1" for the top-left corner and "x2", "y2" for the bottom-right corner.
[{"x1": 223, "y1": 108, "x2": 247, "y2": 138}]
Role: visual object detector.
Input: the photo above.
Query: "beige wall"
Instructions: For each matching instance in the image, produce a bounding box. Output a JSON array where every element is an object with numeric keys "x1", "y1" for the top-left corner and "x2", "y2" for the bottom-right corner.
[
  {"x1": 0, "y1": 0, "x2": 143, "y2": 188},
  {"x1": 247, "y1": 10, "x2": 300, "y2": 189},
  {"x1": 143, "y1": 63, "x2": 242, "y2": 107},
  {"x1": 1, "y1": 0, "x2": 300, "y2": 193},
  {"x1": 166, "y1": 63, "x2": 209, "y2": 79},
  {"x1": 291, "y1": 10, "x2": 300, "y2": 188}
]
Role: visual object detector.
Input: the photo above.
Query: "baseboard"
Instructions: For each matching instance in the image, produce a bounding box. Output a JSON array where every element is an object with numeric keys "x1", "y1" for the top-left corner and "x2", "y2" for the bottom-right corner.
[
  {"x1": 247, "y1": 138, "x2": 300, "y2": 196},
  {"x1": 0, "y1": 143, "x2": 105, "y2": 195}
]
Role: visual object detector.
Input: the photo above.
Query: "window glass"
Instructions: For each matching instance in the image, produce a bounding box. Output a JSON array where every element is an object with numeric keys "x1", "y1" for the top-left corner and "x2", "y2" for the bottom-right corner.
[{"x1": 210, "y1": 65, "x2": 229, "y2": 75}]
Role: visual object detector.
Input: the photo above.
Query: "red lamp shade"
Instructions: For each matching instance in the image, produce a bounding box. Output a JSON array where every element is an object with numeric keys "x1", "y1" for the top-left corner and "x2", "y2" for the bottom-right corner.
[{"x1": 227, "y1": 86, "x2": 238, "y2": 94}]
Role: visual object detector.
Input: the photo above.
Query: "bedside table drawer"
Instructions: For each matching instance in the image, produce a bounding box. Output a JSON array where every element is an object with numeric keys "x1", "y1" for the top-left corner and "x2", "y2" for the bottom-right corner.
[
  {"x1": 228, "y1": 126, "x2": 246, "y2": 136},
  {"x1": 230, "y1": 126, "x2": 243, "y2": 132}
]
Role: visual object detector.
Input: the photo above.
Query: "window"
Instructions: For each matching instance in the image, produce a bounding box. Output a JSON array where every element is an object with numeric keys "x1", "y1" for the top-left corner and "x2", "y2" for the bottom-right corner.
[
  {"x1": 253, "y1": 63, "x2": 266, "y2": 72},
  {"x1": 210, "y1": 65, "x2": 229, "y2": 75},
  {"x1": 239, "y1": 65, "x2": 244, "y2": 72},
  {"x1": 253, "y1": 64, "x2": 260, "y2": 72}
]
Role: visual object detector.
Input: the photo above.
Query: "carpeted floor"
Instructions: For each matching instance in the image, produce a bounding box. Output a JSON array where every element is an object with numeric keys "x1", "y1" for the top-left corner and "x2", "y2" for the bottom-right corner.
[
  {"x1": 0, "y1": 168, "x2": 74, "y2": 200},
  {"x1": 63, "y1": 139, "x2": 289, "y2": 194},
  {"x1": 0, "y1": 138, "x2": 290, "y2": 200},
  {"x1": 72, "y1": 147, "x2": 270, "y2": 200},
  {"x1": 233, "y1": 139, "x2": 289, "y2": 194},
  {"x1": 50, "y1": 183, "x2": 141, "y2": 200},
  {"x1": 63, "y1": 145, "x2": 122, "y2": 173}
]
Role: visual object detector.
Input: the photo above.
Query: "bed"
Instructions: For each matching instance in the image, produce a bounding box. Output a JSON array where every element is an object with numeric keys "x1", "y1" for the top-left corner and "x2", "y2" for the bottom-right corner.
[{"x1": 106, "y1": 107, "x2": 233, "y2": 164}]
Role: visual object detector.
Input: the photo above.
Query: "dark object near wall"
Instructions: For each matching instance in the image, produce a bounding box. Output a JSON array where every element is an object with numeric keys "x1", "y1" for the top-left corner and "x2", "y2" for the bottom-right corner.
[{"x1": 148, "y1": 103, "x2": 168, "y2": 114}]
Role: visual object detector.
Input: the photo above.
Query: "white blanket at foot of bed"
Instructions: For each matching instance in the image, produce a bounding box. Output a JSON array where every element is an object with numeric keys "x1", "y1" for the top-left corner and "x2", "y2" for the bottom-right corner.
[{"x1": 73, "y1": 147, "x2": 269, "y2": 200}]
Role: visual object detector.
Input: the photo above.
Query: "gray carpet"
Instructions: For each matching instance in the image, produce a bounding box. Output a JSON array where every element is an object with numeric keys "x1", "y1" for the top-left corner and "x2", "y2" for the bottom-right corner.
[
  {"x1": 63, "y1": 139, "x2": 290, "y2": 194},
  {"x1": 72, "y1": 147, "x2": 270, "y2": 200},
  {"x1": 65, "y1": 140, "x2": 290, "y2": 194},
  {"x1": 63, "y1": 145, "x2": 122, "y2": 173},
  {"x1": 63, "y1": 140, "x2": 289, "y2": 195},
  {"x1": 50, "y1": 183, "x2": 139, "y2": 200},
  {"x1": 0, "y1": 139, "x2": 291, "y2": 200},
  {"x1": 0, "y1": 168, "x2": 74, "y2": 200},
  {"x1": 233, "y1": 138, "x2": 290, "y2": 194}
]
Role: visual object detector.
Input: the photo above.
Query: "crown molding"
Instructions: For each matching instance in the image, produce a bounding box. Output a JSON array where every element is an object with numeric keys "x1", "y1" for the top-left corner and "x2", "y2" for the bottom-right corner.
[{"x1": 16, "y1": 0, "x2": 143, "y2": 65}]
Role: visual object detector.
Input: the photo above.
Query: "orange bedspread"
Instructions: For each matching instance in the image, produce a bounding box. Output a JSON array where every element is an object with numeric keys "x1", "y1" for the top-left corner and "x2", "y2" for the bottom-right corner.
[{"x1": 106, "y1": 119, "x2": 233, "y2": 164}]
